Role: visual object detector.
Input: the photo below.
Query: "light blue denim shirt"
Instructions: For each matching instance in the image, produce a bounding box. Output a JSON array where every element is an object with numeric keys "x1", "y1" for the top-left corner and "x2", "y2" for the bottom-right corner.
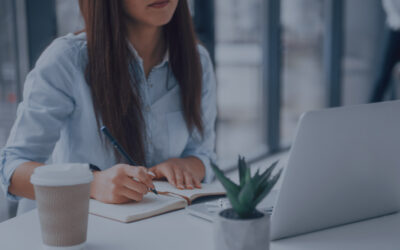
[{"x1": 0, "y1": 32, "x2": 217, "y2": 202}]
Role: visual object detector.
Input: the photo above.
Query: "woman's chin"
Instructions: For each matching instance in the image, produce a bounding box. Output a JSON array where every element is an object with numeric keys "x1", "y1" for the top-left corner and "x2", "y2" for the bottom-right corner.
[{"x1": 145, "y1": 14, "x2": 175, "y2": 27}]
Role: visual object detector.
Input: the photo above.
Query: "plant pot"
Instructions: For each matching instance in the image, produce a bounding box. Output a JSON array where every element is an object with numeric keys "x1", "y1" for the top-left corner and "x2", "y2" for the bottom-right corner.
[{"x1": 213, "y1": 208, "x2": 270, "y2": 250}]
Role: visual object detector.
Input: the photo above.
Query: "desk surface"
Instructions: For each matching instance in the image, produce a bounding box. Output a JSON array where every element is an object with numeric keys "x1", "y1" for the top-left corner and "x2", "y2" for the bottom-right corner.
[
  {"x1": 2, "y1": 155, "x2": 400, "y2": 250},
  {"x1": 1, "y1": 208, "x2": 400, "y2": 250}
]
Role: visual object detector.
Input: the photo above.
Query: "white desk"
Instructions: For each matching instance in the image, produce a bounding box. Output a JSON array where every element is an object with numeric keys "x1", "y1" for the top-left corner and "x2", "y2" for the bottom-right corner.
[
  {"x1": 1, "y1": 208, "x2": 400, "y2": 250},
  {"x1": 2, "y1": 155, "x2": 400, "y2": 250}
]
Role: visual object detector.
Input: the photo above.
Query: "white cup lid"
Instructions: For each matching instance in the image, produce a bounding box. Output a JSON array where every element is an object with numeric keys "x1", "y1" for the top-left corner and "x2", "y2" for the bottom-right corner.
[{"x1": 31, "y1": 163, "x2": 93, "y2": 187}]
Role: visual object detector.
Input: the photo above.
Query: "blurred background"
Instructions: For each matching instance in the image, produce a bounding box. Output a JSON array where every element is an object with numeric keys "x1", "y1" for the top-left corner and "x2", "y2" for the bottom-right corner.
[{"x1": 0, "y1": 0, "x2": 394, "y2": 220}]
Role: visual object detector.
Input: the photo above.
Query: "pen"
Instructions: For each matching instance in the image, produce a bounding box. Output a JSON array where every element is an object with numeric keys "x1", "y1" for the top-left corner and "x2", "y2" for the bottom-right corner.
[{"x1": 101, "y1": 126, "x2": 158, "y2": 195}]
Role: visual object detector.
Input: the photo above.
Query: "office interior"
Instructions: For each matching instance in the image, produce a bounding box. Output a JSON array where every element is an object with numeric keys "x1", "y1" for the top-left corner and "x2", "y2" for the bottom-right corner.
[{"x1": 0, "y1": 0, "x2": 393, "y2": 225}]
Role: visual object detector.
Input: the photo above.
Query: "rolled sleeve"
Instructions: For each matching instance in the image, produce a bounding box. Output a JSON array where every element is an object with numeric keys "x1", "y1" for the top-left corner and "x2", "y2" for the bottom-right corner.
[
  {"x1": 0, "y1": 150, "x2": 30, "y2": 201},
  {"x1": 0, "y1": 39, "x2": 76, "y2": 200},
  {"x1": 181, "y1": 45, "x2": 217, "y2": 183}
]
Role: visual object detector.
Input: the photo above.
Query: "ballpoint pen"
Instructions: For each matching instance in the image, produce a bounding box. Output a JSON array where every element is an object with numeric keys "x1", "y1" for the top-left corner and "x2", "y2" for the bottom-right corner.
[{"x1": 101, "y1": 126, "x2": 158, "y2": 195}]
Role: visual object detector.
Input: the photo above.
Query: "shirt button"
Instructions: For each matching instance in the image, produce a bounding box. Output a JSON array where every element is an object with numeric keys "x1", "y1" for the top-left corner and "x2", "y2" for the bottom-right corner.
[
  {"x1": 149, "y1": 83, "x2": 153, "y2": 88},
  {"x1": 145, "y1": 106, "x2": 150, "y2": 112}
]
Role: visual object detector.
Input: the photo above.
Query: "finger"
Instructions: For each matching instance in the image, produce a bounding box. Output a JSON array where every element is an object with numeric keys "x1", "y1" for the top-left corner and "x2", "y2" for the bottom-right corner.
[
  {"x1": 174, "y1": 168, "x2": 185, "y2": 189},
  {"x1": 183, "y1": 171, "x2": 194, "y2": 189},
  {"x1": 162, "y1": 167, "x2": 176, "y2": 187},
  {"x1": 135, "y1": 167, "x2": 155, "y2": 189},
  {"x1": 193, "y1": 177, "x2": 202, "y2": 189},
  {"x1": 120, "y1": 187, "x2": 144, "y2": 202},
  {"x1": 124, "y1": 166, "x2": 155, "y2": 189},
  {"x1": 122, "y1": 176, "x2": 148, "y2": 194},
  {"x1": 149, "y1": 166, "x2": 163, "y2": 179},
  {"x1": 147, "y1": 171, "x2": 156, "y2": 179}
]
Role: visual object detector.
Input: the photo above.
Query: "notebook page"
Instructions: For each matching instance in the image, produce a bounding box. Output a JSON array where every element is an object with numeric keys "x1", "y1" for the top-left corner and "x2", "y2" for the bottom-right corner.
[
  {"x1": 89, "y1": 192, "x2": 187, "y2": 223},
  {"x1": 154, "y1": 181, "x2": 225, "y2": 201}
]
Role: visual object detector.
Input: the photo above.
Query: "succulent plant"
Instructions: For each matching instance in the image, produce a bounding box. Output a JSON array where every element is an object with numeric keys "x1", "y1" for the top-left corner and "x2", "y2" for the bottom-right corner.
[{"x1": 211, "y1": 156, "x2": 282, "y2": 219}]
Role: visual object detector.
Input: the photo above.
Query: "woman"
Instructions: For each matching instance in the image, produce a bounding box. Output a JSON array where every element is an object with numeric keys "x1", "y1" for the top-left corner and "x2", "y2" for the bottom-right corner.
[{"x1": 0, "y1": 0, "x2": 216, "y2": 208}]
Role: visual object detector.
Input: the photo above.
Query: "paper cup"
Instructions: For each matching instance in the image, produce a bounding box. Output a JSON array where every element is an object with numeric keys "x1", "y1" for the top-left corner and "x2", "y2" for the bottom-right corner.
[{"x1": 31, "y1": 163, "x2": 93, "y2": 250}]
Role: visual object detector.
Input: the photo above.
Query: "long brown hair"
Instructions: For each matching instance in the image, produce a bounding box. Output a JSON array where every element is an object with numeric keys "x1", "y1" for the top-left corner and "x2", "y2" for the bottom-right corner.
[{"x1": 78, "y1": 0, "x2": 203, "y2": 165}]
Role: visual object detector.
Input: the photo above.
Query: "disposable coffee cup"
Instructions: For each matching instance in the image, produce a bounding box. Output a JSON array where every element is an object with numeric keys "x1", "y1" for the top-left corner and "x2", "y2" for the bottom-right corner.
[{"x1": 31, "y1": 163, "x2": 93, "y2": 250}]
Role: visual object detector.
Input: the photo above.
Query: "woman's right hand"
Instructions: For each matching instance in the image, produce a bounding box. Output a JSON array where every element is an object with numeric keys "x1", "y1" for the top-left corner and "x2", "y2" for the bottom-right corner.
[{"x1": 90, "y1": 164, "x2": 155, "y2": 204}]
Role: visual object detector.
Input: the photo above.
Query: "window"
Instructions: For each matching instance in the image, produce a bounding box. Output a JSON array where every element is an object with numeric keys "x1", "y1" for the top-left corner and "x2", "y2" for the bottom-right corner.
[
  {"x1": 280, "y1": 0, "x2": 325, "y2": 146},
  {"x1": 55, "y1": 0, "x2": 83, "y2": 37},
  {"x1": 280, "y1": 0, "x2": 384, "y2": 146},
  {"x1": 342, "y1": 0, "x2": 384, "y2": 105},
  {"x1": 0, "y1": 0, "x2": 19, "y2": 147},
  {"x1": 215, "y1": 0, "x2": 267, "y2": 166}
]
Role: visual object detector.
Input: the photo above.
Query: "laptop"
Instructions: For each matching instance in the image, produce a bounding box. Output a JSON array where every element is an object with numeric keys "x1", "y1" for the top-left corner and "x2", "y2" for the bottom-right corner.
[{"x1": 271, "y1": 100, "x2": 400, "y2": 240}]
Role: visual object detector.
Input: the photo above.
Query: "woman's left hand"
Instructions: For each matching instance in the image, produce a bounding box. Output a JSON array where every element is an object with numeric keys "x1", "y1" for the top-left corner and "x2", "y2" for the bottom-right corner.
[{"x1": 149, "y1": 157, "x2": 205, "y2": 190}]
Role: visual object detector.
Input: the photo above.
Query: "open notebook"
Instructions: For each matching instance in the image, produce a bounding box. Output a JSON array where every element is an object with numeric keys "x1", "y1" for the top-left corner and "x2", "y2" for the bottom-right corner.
[{"x1": 89, "y1": 181, "x2": 226, "y2": 223}]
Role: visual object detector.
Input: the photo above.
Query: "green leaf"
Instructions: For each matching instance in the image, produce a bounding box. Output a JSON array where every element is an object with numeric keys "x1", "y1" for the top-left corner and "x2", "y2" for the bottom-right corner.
[
  {"x1": 226, "y1": 190, "x2": 249, "y2": 217},
  {"x1": 238, "y1": 156, "x2": 247, "y2": 188},
  {"x1": 260, "y1": 160, "x2": 279, "y2": 179},
  {"x1": 255, "y1": 160, "x2": 279, "y2": 190},
  {"x1": 254, "y1": 169, "x2": 260, "y2": 179},
  {"x1": 245, "y1": 166, "x2": 251, "y2": 184},
  {"x1": 211, "y1": 163, "x2": 240, "y2": 197},
  {"x1": 238, "y1": 179, "x2": 255, "y2": 210},
  {"x1": 252, "y1": 169, "x2": 282, "y2": 207},
  {"x1": 254, "y1": 166, "x2": 280, "y2": 200},
  {"x1": 251, "y1": 169, "x2": 262, "y2": 190},
  {"x1": 211, "y1": 163, "x2": 251, "y2": 216}
]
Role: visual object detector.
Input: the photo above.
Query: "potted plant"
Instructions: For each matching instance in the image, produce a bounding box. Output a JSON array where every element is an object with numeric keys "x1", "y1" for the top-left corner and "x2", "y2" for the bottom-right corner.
[{"x1": 211, "y1": 156, "x2": 282, "y2": 250}]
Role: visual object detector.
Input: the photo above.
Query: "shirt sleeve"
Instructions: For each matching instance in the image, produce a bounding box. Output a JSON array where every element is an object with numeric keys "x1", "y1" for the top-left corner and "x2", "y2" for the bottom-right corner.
[
  {"x1": 0, "y1": 39, "x2": 77, "y2": 201},
  {"x1": 181, "y1": 45, "x2": 217, "y2": 183}
]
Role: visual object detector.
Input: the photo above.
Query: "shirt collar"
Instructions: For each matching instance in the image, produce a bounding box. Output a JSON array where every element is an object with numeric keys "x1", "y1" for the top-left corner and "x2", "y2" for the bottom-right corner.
[{"x1": 127, "y1": 40, "x2": 169, "y2": 69}]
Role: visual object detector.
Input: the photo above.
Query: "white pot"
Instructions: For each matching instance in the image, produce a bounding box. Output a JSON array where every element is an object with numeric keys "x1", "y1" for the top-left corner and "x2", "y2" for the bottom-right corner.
[{"x1": 213, "y1": 209, "x2": 270, "y2": 250}]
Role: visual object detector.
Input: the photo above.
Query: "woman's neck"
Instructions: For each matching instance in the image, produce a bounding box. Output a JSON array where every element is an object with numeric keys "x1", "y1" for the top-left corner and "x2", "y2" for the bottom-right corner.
[{"x1": 126, "y1": 21, "x2": 166, "y2": 77}]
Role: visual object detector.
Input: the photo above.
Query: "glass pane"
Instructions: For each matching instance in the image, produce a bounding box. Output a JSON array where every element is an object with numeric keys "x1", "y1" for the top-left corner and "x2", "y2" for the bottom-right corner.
[
  {"x1": 215, "y1": 0, "x2": 267, "y2": 166},
  {"x1": 342, "y1": 0, "x2": 383, "y2": 105},
  {"x1": 0, "y1": 0, "x2": 19, "y2": 147},
  {"x1": 55, "y1": 0, "x2": 84, "y2": 36},
  {"x1": 280, "y1": 0, "x2": 325, "y2": 146}
]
